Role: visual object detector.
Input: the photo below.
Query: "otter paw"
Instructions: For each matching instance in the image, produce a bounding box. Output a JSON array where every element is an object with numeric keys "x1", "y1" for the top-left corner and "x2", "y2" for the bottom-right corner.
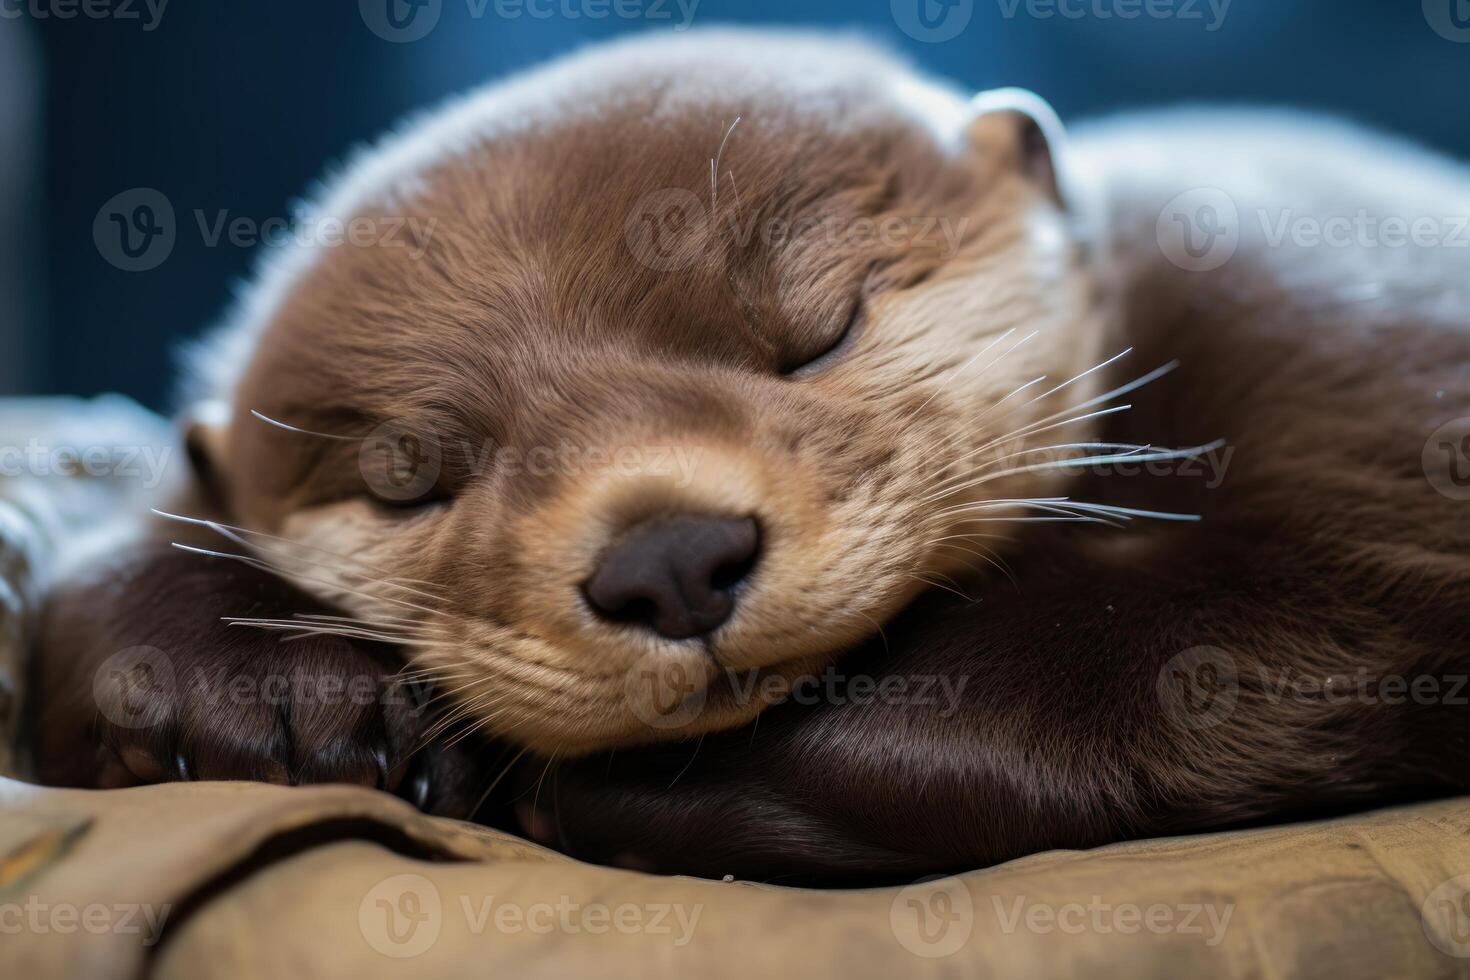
[{"x1": 91, "y1": 634, "x2": 472, "y2": 814}]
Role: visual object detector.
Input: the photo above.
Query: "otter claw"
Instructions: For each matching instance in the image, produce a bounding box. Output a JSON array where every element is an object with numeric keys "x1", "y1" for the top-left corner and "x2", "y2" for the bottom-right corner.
[
  {"x1": 408, "y1": 761, "x2": 432, "y2": 811},
  {"x1": 373, "y1": 742, "x2": 392, "y2": 791}
]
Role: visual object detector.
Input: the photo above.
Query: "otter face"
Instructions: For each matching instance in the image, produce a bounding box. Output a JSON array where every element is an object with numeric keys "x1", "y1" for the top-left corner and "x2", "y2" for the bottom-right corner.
[{"x1": 194, "y1": 33, "x2": 1105, "y2": 754}]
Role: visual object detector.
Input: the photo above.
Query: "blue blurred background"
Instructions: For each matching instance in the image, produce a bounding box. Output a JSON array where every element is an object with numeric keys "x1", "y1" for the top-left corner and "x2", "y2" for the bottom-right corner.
[{"x1": 2, "y1": 0, "x2": 1466, "y2": 410}]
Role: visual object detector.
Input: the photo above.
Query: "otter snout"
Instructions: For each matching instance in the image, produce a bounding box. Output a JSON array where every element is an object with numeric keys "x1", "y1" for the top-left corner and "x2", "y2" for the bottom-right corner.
[{"x1": 583, "y1": 515, "x2": 760, "y2": 640}]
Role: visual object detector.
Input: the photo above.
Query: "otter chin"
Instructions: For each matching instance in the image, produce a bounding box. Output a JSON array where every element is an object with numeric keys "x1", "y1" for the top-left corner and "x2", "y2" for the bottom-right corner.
[{"x1": 175, "y1": 30, "x2": 1142, "y2": 754}]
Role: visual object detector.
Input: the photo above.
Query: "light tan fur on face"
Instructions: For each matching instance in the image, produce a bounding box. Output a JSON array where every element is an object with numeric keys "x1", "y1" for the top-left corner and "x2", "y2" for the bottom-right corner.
[{"x1": 194, "y1": 31, "x2": 1112, "y2": 754}]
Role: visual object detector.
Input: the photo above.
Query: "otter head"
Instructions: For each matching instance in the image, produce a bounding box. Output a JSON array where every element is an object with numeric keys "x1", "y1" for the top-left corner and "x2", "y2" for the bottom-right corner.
[{"x1": 188, "y1": 32, "x2": 1108, "y2": 754}]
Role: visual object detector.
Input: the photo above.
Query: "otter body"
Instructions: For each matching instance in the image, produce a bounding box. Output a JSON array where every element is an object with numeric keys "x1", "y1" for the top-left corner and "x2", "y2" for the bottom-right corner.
[{"x1": 33, "y1": 33, "x2": 1470, "y2": 882}]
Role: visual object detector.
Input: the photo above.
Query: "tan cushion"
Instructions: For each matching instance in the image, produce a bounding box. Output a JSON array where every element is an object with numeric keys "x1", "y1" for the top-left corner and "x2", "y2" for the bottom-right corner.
[{"x1": 2, "y1": 777, "x2": 1469, "y2": 978}]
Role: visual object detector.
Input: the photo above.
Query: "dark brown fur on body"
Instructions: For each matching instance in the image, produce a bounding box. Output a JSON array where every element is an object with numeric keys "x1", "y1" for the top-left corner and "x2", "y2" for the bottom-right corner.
[{"x1": 518, "y1": 297, "x2": 1470, "y2": 882}]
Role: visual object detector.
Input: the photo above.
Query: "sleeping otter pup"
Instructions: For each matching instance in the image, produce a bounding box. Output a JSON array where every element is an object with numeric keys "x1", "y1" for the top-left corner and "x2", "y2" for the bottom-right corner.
[{"x1": 33, "y1": 32, "x2": 1470, "y2": 882}]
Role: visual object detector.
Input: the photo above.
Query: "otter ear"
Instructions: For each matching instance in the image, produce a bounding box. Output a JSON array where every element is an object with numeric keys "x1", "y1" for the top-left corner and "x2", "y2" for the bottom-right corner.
[
  {"x1": 967, "y1": 88, "x2": 1068, "y2": 210},
  {"x1": 181, "y1": 399, "x2": 230, "y2": 510}
]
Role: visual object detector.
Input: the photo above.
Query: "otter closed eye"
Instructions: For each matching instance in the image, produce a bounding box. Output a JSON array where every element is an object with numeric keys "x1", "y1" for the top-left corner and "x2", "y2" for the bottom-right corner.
[{"x1": 781, "y1": 299, "x2": 864, "y2": 377}]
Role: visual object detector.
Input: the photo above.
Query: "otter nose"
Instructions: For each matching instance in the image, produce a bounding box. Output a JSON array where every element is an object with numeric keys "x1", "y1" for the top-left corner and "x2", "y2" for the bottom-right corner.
[{"x1": 584, "y1": 515, "x2": 760, "y2": 640}]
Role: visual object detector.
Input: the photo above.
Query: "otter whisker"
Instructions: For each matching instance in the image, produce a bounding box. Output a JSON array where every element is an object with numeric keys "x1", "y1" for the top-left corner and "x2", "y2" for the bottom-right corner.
[
  {"x1": 978, "y1": 374, "x2": 1050, "y2": 418},
  {"x1": 222, "y1": 615, "x2": 432, "y2": 637},
  {"x1": 924, "y1": 445, "x2": 1154, "y2": 503},
  {"x1": 913, "y1": 574, "x2": 975, "y2": 602},
  {"x1": 241, "y1": 623, "x2": 436, "y2": 645},
  {"x1": 418, "y1": 696, "x2": 509, "y2": 768},
  {"x1": 930, "y1": 371, "x2": 1051, "y2": 448},
  {"x1": 951, "y1": 358, "x2": 1181, "y2": 476},
  {"x1": 172, "y1": 542, "x2": 442, "y2": 617},
  {"x1": 414, "y1": 682, "x2": 502, "y2": 752},
  {"x1": 977, "y1": 441, "x2": 1158, "y2": 469},
  {"x1": 929, "y1": 373, "x2": 1050, "y2": 455},
  {"x1": 931, "y1": 540, "x2": 1018, "y2": 585},
  {"x1": 1023, "y1": 355, "x2": 1178, "y2": 422},
  {"x1": 907, "y1": 327, "x2": 1026, "y2": 421},
  {"x1": 153, "y1": 509, "x2": 448, "y2": 599},
  {"x1": 952, "y1": 516, "x2": 1115, "y2": 526},
  {"x1": 531, "y1": 755, "x2": 557, "y2": 833},
  {"x1": 920, "y1": 372, "x2": 1053, "y2": 477},
  {"x1": 224, "y1": 618, "x2": 440, "y2": 646},
  {"x1": 415, "y1": 676, "x2": 509, "y2": 716},
  {"x1": 394, "y1": 660, "x2": 480, "y2": 678},
  {"x1": 248, "y1": 409, "x2": 361, "y2": 441},
  {"x1": 397, "y1": 678, "x2": 487, "y2": 719},
  {"x1": 290, "y1": 611, "x2": 439, "y2": 631},
  {"x1": 936, "y1": 495, "x2": 1204, "y2": 525},
  {"x1": 933, "y1": 442, "x2": 1224, "y2": 500},
  {"x1": 443, "y1": 709, "x2": 502, "y2": 750},
  {"x1": 943, "y1": 403, "x2": 1137, "y2": 487},
  {"x1": 725, "y1": 169, "x2": 744, "y2": 219},
  {"x1": 925, "y1": 531, "x2": 1012, "y2": 545},
  {"x1": 710, "y1": 115, "x2": 742, "y2": 217},
  {"x1": 469, "y1": 745, "x2": 530, "y2": 821},
  {"x1": 1026, "y1": 500, "x2": 1203, "y2": 522},
  {"x1": 931, "y1": 497, "x2": 1090, "y2": 520},
  {"x1": 923, "y1": 441, "x2": 1157, "y2": 501},
  {"x1": 850, "y1": 607, "x2": 892, "y2": 657},
  {"x1": 1017, "y1": 346, "x2": 1133, "y2": 412},
  {"x1": 221, "y1": 537, "x2": 448, "y2": 607},
  {"x1": 1072, "y1": 358, "x2": 1180, "y2": 411},
  {"x1": 471, "y1": 646, "x2": 647, "y2": 700},
  {"x1": 297, "y1": 612, "x2": 438, "y2": 633},
  {"x1": 151, "y1": 509, "x2": 445, "y2": 589},
  {"x1": 958, "y1": 358, "x2": 1180, "y2": 470},
  {"x1": 667, "y1": 734, "x2": 706, "y2": 791},
  {"x1": 950, "y1": 501, "x2": 1128, "y2": 528},
  {"x1": 919, "y1": 415, "x2": 1136, "y2": 502}
]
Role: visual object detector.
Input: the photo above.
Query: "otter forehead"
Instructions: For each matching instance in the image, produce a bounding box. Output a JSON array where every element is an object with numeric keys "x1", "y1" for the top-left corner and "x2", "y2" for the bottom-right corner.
[
  {"x1": 325, "y1": 30, "x2": 972, "y2": 210},
  {"x1": 225, "y1": 34, "x2": 992, "y2": 493}
]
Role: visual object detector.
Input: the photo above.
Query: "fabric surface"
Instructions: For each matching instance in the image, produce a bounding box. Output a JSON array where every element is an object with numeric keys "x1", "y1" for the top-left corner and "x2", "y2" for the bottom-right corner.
[
  {"x1": 4, "y1": 398, "x2": 1470, "y2": 979},
  {"x1": 2, "y1": 778, "x2": 1469, "y2": 978}
]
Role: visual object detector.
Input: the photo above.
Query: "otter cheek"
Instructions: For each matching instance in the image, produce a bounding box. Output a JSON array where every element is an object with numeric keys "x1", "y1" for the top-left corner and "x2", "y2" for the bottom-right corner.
[{"x1": 269, "y1": 502, "x2": 429, "y2": 618}]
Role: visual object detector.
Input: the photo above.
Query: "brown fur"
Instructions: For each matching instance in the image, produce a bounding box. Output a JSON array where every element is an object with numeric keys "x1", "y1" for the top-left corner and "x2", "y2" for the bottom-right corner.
[{"x1": 31, "y1": 32, "x2": 1470, "y2": 882}]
